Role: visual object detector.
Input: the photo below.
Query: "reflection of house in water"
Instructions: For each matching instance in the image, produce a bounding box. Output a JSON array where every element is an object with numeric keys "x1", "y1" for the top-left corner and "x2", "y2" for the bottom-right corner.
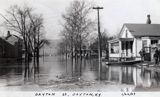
[
  {"x1": 106, "y1": 65, "x2": 160, "y2": 88},
  {"x1": 0, "y1": 31, "x2": 23, "y2": 63},
  {"x1": 108, "y1": 23, "x2": 160, "y2": 62},
  {"x1": 137, "y1": 68, "x2": 160, "y2": 87},
  {"x1": 106, "y1": 66, "x2": 134, "y2": 84}
]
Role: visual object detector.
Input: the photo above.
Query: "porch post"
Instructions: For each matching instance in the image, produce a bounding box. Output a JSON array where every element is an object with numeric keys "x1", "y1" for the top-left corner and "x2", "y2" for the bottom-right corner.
[
  {"x1": 119, "y1": 40, "x2": 121, "y2": 61},
  {"x1": 128, "y1": 41, "x2": 131, "y2": 57},
  {"x1": 124, "y1": 41, "x2": 126, "y2": 57},
  {"x1": 108, "y1": 42, "x2": 111, "y2": 60},
  {"x1": 135, "y1": 39, "x2": 137, "y2": 57}
]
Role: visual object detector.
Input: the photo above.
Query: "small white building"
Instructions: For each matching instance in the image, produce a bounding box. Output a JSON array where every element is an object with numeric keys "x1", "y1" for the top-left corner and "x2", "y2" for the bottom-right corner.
[{"x1": 108, "y1": 23, "x2": 160, "y2": 61}]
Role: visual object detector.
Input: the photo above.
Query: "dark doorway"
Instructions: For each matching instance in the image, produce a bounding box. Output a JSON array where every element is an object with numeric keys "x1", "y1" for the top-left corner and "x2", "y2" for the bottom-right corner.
[{"x1": 143, "y1": 47, "x2": 151, "y2": 61}]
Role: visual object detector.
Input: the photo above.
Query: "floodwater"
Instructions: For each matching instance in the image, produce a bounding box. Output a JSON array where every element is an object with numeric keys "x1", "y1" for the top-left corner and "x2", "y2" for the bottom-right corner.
[{"x1": 0, "y1": 56, "x2": 160, "y2": 91}]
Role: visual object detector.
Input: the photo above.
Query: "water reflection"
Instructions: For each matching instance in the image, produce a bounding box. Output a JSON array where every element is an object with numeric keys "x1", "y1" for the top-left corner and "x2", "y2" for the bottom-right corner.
[
  {"x1": 105, "y1": 65, "x2": 160, "y2": 88},
  {"x1": 0, "y1": 62, "x2": 23, "y2": 86},
  {"x1": 1, "y1": 56, "x2": 160, "y2": 89},
  {"x1": 105, "y1": 65, "x2": 134, "y2": 84}
]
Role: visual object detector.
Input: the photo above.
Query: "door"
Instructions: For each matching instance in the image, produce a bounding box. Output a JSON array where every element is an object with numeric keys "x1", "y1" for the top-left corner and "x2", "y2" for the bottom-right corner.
[
  {"x1": 126, "y1": 41, "x2": 133, "y2": 57},
  {"x1": 143, "y1": 47, "x2": 151, "y2": 61}
]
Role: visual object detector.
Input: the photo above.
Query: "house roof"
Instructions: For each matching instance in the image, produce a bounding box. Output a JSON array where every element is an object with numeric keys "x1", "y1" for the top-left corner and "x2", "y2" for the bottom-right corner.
[
  {"x1": 108, "y1": 38, "x2": 119, "y2": 43},
  {"x1": 124, "y1": 23, "x2": 160, "y2": 37},
  {"x1": 5, "y1": 35, "x2": 22, "y2": 45},
  {"x1": 0, "y1": 37, "x2": 14, "y2": 47}
]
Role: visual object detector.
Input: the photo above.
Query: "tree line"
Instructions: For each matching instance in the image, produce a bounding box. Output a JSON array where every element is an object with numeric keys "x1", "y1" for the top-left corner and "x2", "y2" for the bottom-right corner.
[
  {"x1": 58, "y1": 0, "x2": 114, "y2": 59},
  {"x1": 58, "y1": 0, "x2": 115, "y2": 77}
]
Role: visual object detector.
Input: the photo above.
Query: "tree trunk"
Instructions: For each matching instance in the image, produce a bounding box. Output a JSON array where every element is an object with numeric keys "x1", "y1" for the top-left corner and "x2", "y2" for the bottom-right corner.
[
  {"x1": 80, "y1": 44, "x2": 82, "y2": 76},
  {"x1": 65, "y1": 49, "x2": 68, "y2": 73},
  {"x1": 71, "y1": 48, "x2": 73, "y2": 77}
]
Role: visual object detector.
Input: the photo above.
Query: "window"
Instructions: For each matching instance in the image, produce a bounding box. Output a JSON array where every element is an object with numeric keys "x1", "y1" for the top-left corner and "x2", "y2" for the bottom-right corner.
[
  {"x1": 122, "y1": 42, "x2": 125, "y2": 51},
  {"x1": 142, "y1": 40, "x2": 147, "y2": 47},
  {"x1": 151, "y1": 40, "x2": 158, "y2": 45},
  {"x1": 111, "y1": 42, "x2": 119, "y2": 54}
]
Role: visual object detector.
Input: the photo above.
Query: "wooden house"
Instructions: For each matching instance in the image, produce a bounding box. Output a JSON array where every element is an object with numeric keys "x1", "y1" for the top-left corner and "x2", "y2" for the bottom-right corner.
[{"x1": 108, "y1": 24, "x2": 160, "y2": 62}]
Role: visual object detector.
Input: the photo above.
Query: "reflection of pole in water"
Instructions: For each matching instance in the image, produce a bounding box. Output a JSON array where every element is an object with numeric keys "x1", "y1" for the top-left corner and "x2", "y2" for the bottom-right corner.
[
  {"x1": 108, "y1": 66, "x2": 111, "y2": 81},
  {"x1": 119, "y1": 66, "x2": 122, "y2": 84}
]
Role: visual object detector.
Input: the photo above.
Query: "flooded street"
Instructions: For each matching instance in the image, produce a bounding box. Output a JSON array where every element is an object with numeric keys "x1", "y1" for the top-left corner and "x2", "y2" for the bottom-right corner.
[{"x1": 0, "y1": 56, "x2": 160, "y2": 91}]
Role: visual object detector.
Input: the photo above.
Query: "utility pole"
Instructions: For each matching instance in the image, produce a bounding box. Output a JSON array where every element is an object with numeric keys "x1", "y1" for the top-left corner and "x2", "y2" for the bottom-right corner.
[{"x1": 93, "y1": 6, "x2": 103, "y2": 80}]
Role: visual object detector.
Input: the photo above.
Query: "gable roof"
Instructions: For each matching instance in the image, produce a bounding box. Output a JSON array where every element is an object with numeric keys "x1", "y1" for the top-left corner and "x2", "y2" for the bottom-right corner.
[
  {"x1": 0, "y1": 37, "x2": 14, "y2": 48},
  {"x1": 5, "y1": 35, "x2": 22, "y2": 45},
  {"x1": 124, "y1": 23, "x2": 160, "y2": 37}
]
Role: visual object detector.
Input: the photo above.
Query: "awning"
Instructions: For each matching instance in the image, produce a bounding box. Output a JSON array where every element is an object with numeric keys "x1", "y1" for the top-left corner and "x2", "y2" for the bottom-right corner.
[
  {"x1": 108, "y1": 38, "x2": 119, "y2": 43},
  {"x1": 119, "y1": 38, "x2": 134, "y2": 41}
]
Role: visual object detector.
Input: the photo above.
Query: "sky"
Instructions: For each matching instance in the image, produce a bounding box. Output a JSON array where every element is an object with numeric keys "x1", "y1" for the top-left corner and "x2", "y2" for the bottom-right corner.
[{"x1": 0, "y1": 0, "x2": 160, "y2": 40}]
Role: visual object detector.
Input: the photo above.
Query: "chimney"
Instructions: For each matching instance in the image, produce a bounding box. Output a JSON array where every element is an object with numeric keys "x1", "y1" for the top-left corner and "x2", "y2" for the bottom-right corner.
[
  {"x1": 146, "y1": 14, "x2": 151, "y2": 24},
  {"x1": 7, "y1": 31, "x2": 11, "y2": 37}
]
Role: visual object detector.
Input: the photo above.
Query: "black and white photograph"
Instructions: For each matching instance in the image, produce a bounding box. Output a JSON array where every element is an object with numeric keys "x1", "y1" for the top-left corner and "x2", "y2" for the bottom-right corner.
[{"x1": 0, "y1": 0, "x2": 160, "y2": 97}]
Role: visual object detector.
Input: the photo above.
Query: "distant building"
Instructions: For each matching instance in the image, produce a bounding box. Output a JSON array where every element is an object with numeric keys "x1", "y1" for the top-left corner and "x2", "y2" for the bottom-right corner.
[
  {"x1": 108, "y1": 23, "x2": 160, "y2": 61},
  {"x1": 5, "y1": 31, "x2": 23, "y2": 58},
  {"x1": 0, "y1": 31, "x2": 23, "y2": 61},
  {"x1": 0, "y1": 37, "x2": 14, "y2": 58}
]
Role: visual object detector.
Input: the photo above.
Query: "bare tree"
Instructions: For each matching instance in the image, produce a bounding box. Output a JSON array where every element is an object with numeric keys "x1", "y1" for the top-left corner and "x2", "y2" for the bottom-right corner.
[
  {"x1": 0, "y1": 5, "x2": 49, "y2": 81},
  {"x1": 60, "y1": 0, "x2": 95, "y2": 76},
  {"x1": 89, "y1": 29, "x2": 114, "y2": 59}
]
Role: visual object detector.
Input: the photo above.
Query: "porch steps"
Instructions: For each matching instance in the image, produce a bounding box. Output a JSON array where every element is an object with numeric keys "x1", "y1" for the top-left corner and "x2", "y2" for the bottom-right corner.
[{"x1": 104, "y1": 60, "x2": 142, "y2": 65}]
